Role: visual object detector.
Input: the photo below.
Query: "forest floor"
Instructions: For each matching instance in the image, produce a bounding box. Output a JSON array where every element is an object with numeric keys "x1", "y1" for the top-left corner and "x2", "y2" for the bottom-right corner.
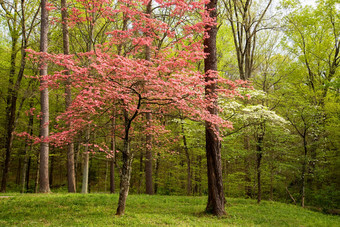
[{"x1": 0, "y1": 193, "x2": 339, "y2": 226}]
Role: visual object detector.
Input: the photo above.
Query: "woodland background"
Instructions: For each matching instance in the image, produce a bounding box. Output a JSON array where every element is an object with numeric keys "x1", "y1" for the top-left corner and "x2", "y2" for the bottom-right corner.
[{"x1": 0, "y1": 0, "x2": 339, "y2": 213}]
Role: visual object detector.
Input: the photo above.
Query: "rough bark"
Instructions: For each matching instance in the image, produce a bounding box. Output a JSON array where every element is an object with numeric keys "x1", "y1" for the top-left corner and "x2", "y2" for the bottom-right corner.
[
  {"x1": 144, "y1": 0, "x2": 154, "y2": 195},
  {"x1": 204, "y1": 0, "x2": 226, "y2": 216},
  {"x1": 39, "y1": 0, "x2": 50, "y2": 193},
  {"x1": 60, "y1": 0, "x2": 76, "y2": 193},
  {"x1": 116, "y1": 127, "x2": 133, "y2": 215}
]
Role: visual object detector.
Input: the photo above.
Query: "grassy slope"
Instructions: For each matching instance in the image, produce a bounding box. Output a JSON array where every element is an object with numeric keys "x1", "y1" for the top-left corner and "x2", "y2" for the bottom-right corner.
[{"x1": 0, "y1": 193, "x2": 339, "y2": 226}]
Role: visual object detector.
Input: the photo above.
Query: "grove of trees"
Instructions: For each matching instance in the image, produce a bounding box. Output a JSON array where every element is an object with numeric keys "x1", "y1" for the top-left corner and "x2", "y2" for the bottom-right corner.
[{"x1": 0, "y1": 0, "x2": 339, "y2": 216}]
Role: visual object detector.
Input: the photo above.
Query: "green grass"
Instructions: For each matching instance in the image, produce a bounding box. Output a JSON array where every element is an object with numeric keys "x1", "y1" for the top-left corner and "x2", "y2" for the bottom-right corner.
[{"x1": 0, "y1": 193, "x2": 339, "y2": 226}]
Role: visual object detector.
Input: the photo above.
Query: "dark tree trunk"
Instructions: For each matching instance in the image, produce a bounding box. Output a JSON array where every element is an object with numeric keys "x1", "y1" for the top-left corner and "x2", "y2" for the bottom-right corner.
[
  {"x1": 26, "y1": 157, "x2": 31, "y2": 191},
  {"x1": 116, "y1": 104, "x2": 140, "y2": 215},
  {"x1": 116, "y1": 138, "x2": 133, "y2": 215},
  {"x1": 61, "y1": 0, "x2": 76, "y2": 193},
  {"x1": 39, "y1": 0, "x2": 50, "y2": 193},
  {"x1": 154, "y1": 152, "x2": 160, "y2": 194},
  {"x1": 204, "y1": 0, "x2": 226, "y2": 216},
  {"x1": 110, "y1": 114, "x2": 116, "y2": 194},
  {"x1": 301, "y1": 136, "x2": 308, "y2": 208},
  {"x1": 181, "y1": 119, "x2": 192, "y2": 195},
  {"x1": 256, "y1": 134, "x2": 263, "y2": 204}
]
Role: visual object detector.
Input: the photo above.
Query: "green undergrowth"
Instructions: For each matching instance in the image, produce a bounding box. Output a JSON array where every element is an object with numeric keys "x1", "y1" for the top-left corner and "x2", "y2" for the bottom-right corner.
[{"x1": 0, "y1": 193, "x2": 339, "y2": 226}]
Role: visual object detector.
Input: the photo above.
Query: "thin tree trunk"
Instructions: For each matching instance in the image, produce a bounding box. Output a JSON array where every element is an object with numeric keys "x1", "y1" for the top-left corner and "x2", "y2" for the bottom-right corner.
[
  {"x1": 26, "y1": 156, "x2": 31, "y2": 191},
  {"x1": 204, "y1": 0, "x2": 226, "y2": 216},
  {"x1": 181, "y1": 119, "x2": 192, "y2": 195},
  {"x1": 39, "y1": 0, "x2": 50, "y2": 193},
  {"x1": 110, "y1": 112, "x2": 116, "y2": 193},
  {"x1": 256, "y1": 135, "x2": 263, "y2": 204},
  {"x1": 301, "y1": 137, "x2": 308, "y2": 208},
  {"x1": 81, "y1": 126, "x2": 90, "y2": 194},
  {"x1": 35, "y1": 153, "x2": 40, "y2": 193}
]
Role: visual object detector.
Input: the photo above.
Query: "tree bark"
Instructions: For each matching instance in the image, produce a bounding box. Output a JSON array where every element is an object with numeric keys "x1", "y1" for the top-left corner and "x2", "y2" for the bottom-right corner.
[
  {"x1": 61, "y1": 0, "x2": 76, "y2": 193},
  {"x1": 116, "y1": 136, "x2": 133, "y2": 215},
  {"x1": 110, "y1": 113, "x2": 116, "y2": 193},
  {"x1": 204, "y1": 0, "x2": 226, "y2": 216},
  {"x1": 39, "y1": 0, "x2": 50, "y2": 193},
  {"x1": 301, "y1": 136, "x2": 308, "y2": 208},
  {"x1": 143, "y1": 0, "x2": 154, "y2": 195}
]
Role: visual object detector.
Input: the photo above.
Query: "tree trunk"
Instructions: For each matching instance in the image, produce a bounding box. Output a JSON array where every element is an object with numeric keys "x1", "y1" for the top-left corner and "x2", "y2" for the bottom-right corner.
[
  {"x1": 81, "y1": 126, "x2": 90, "y2": 194},
  {"x1": 256, "y1": 134, "x2": 263, "y2": 204},
  {"x1": 39, "y1": 0, "x2": 50, "y2": 193},
  {"x1": 110, "y1": 113, "x2": 116, "y2": 194},
  {"x1": 35, "y1": 153, "x2": 40, "y2": 193},
  {"x1": 204, "y1": 0, "x2": 226, "y2": 216},
  {"x1": 181, "y1": 119, "x2": 192, "y2": 195},
  {"x1": 116, "y1": 139, "x2": 133, "y2": 215},
  {"x1": 301, "y1": 137, "x2": 308, "y2": 208},
  {"x1": 61, "y1": 0, "x2": 76, "y2": 193},
  {"x1": 143, "y1": 1, "x2": 154, "y2": 195}
]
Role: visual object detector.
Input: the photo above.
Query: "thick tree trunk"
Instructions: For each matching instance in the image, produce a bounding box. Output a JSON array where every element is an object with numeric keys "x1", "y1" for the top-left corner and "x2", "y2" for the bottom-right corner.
[
  {"x1": 61, "y1": 0, "x2": 76, "y2": 193},
  {"x1": 116, "y1": 140, "x2": 133, "y2": 215},
  {"x1": 144, "y1": 1, "x2": 154, "y2": 195},
  {"x1": 204, "y1": 0, "x2": 226, "y2": 216},
  {"x1": 39, "y1": 0, "x2": 50, "y2": 193}
]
